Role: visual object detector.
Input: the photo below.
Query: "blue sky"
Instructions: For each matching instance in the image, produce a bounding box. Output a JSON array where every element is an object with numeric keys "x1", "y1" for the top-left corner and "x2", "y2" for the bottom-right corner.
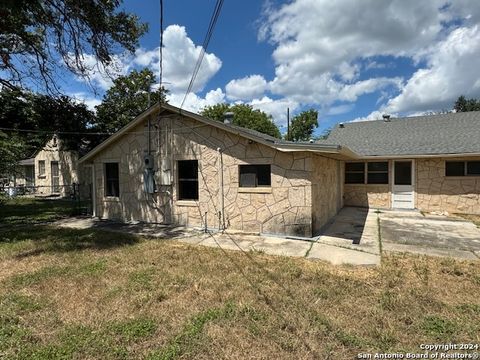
[{"x1": 67, "y1": 0, "x2": 480, "y2": 136}]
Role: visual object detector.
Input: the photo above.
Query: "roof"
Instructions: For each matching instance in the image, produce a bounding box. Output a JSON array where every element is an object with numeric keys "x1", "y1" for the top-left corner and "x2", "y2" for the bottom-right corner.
[
  {"x1": 18, "y1": 158, "x2": 34, "y2": 166},
  {"x1": 80, "y1": 103, "x2": 357, "y2": 163},
  {"x1": 319, "y1": 111, "x2": 480, "y2": 157}
]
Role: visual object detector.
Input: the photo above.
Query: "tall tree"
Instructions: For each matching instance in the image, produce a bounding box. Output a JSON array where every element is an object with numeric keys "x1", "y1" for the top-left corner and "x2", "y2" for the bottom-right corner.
[
  {"x1": 0, "y1": 131, "x2": 27, "y2": 180},
  {"x1": 201, "y1": 103, "x2": 281, "y2": 138},
  {"x1": 454, "y1": 95, "x2": 480, "y2": 112},
  {"x1": 288, "y1": 109, "x2": 318, "y2": 141},
  {"x1": 95, "y1": 68, "x2": 168, "y2": 134},
  {"x1": 0, "y1": 0, "x2": 147, "y2": 92}
]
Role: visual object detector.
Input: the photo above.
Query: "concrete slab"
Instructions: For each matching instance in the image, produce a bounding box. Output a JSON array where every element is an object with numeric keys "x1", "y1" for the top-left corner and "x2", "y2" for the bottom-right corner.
[
  {"x1": 306, "y1": 242, "x2": 380, "y2": 266},
  {"x1": 382, "y1": 242, "x2": 478, "y2": 260},
  {"x1": 379, "y1": 210, "x2": 480, "y2": 254},
  {"x1": 317, "y1": 207, "x2": 380, "y2": 255}
]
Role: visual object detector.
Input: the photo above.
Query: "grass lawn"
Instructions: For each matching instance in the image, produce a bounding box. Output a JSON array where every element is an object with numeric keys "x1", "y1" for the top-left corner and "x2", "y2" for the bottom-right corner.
[
  {"x1": 0, "y1": 223, "x2": 479, "y2": 359},
  {"x1": 0, "y1": 197, "x2": 87, "y2": 225}
]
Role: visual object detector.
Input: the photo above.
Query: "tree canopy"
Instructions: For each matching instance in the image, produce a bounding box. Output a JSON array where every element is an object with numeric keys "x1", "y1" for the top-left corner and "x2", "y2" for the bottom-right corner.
[
  {"x1": 287, "y1": 109, "x2": 318, "y2": 141},
  {"x1": 454, "y1": 95, "x2": 480, "y2": 112},
  {"x1": 95, "y1": 68, "x2": 168, "y2": 134},
  {"x1": 0, "y1": 0, "x2": 147, "y2": 92},
  {"x1": 200, "y1": 103, "x2": 281, "y2": 139},
  {"x1": 0, "y1": 87, "x2": 96, "y2": 159}
]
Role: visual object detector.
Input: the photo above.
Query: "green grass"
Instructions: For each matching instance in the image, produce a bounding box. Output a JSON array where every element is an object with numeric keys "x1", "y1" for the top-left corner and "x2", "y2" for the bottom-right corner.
[
  {"x1": 0, "y1": 197, "x2": 87, "y2": 225},
  {"x1": 0, "y1": 225, "x2": 479, "y2": 359}
]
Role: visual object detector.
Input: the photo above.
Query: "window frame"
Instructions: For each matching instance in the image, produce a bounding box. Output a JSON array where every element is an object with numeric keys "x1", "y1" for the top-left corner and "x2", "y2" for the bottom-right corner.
[
  {"x1": 38, "y1": 160, "x2": 46, "y2": 177},
  {"x1": 345, "y1": 161, "x2": 389, "y2": 185},
  {"x1": 104, "y1": 162, "x2": 120, "y2": 198},
  {"x1": 238, "y1": 164, "x2": 272, "y2": 188},
  {"x1": 177, "y1": 160, "x2": 199, "y2": 201},
  {"x1": 445, "y1": 160, "x2": 480, "y2": 177}
]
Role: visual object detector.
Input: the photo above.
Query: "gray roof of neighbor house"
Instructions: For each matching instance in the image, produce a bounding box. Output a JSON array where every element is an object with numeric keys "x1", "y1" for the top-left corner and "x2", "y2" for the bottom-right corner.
[
  {"x1": 319, "y1": 111, "x2": 480, "y2": 157},
  {"x1": 18, "y1": 158, "x2": 35, "y2": 166}
]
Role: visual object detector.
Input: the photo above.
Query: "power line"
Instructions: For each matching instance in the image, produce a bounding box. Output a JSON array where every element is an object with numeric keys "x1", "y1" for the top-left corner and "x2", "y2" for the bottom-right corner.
[
  {"x1": 180, "y1": 0, "x2": 224, "y2": 109},
  {"x1": 159, "y1": 0, "x2": 164, "y2": 96}
]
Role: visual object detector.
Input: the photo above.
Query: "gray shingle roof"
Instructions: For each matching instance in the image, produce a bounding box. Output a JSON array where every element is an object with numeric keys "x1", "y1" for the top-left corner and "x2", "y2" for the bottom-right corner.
[{"x1": 319, "y1": 111, "x2": 480, "y2": 156}]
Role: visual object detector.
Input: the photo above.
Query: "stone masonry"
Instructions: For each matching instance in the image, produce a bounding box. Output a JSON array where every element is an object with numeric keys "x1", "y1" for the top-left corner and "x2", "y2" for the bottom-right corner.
[{"x1": 89, "y1": 110, "x2": 342, "y2": 237}]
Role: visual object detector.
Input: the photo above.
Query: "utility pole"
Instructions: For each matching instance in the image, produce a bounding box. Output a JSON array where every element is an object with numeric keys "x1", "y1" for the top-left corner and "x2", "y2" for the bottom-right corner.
[{"x1": 287, "y1": 107, "x2": 290, "y2": 141}]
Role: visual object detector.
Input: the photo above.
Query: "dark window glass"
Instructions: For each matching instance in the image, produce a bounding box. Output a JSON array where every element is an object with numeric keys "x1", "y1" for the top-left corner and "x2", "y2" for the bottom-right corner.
[
  {"x1": 467, "y1": 161, "x2": 480, "y2": 175},
  {"x1": 394, "y1": 161, "x2": 412, "y2": 185},
  {"x1": 368, "y1": 172, "x2": 389, "y2": 184},
  {"x1": 345, "y1": 172, "x2": 365, "y2": 184},
  {"x1": 367, "y1": 162, "x2": 388, "y2": 184},
  {"x1": 239, "y1": 165, "x2": 271, "y2": 187},
  {"x1": 178, "y1": 160, "x2": 198, "y2": 200},
  {"x1": 345, "y1": 162, "x2": 365, "y2": 184},
  {"x1": 368, "y1": 162, "x2": 388, "y2": 172},
  {"x1": 345, "y1": 162, "x2": 364, "y2": 171},
  {"x1": 445, "y1": 162, "x2": 464, "y2": 176},
  {"x1": 38, "y1": 160, "x2": 45, "y2": 176},
  {"x1": 105, "y1": 163, "x2": 119, "y2": 197}
]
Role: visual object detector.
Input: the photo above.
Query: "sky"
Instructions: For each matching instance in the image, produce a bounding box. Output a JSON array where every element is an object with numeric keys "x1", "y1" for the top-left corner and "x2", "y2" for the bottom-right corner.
[{"x1": 67, "y1": 0, "x2": 480, "y2": 135}]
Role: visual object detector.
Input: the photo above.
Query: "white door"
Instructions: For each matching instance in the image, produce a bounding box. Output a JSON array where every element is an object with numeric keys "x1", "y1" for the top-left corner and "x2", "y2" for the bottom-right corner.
[{"x1": 392, "y1": 160, "x2": 414, "y2": 209}]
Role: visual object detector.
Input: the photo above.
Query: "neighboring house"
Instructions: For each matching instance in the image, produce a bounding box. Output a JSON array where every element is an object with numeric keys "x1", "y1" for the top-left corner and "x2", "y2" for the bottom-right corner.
[
  {"x1": 16, "y1": 135, "x2": 80, "y2": 196},
  {"x1": 79, "y1": 104, "x2": 480, "y2": 237}
]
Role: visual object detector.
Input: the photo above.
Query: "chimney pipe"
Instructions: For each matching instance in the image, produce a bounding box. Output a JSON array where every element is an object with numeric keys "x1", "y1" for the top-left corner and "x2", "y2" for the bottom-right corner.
[
  {"x1": 383, "y1": 114, "x2": 391, "y2": 121},
  {"x1": 224, "y1": 112, "x2": 234, "y2": 124}
]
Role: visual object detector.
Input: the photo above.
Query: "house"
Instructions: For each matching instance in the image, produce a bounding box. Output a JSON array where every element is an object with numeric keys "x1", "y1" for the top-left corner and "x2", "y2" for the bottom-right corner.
[
  {"x1": 79, "y1": 103, "x2": 480, "y2": 237},
  {"x1": 322, "y1": 112, "x2": 480, "y2": 215},
  {"x1": 16, "y1": 135, "x2": 80, "y2": 197}
]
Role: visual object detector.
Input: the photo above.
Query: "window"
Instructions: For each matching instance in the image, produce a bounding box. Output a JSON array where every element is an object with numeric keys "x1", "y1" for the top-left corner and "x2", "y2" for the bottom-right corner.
[
  {"x1": 446, "y1": 161, "x2": 480, "y2": 176},
  {"x1": 178, "y1": 160, "x2": 198, "y2": 200},
  {"x1": 367, "y1": 162, "x2": 389, "y2": 184},
  {"x1": 105, "y1": 163, "x2": 119, "y2": 197},
  {"x1": 345, "y1": 162, "x2": 365, "y2": 184},
  {"x1": 239, "y1": 165, "x2": 271, "y2": 187},
  {"x1": 38, "y1": 160, "x2": 45, "y2": 177}
]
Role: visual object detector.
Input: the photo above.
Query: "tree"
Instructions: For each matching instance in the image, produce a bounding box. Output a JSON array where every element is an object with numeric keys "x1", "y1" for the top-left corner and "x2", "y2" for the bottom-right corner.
[
  {"x1": 201, "y1": 103, "x2": 281, "y2": 138},
  {"x1": 0, "y1": 0, "x2": 147, "y2": 92},
  {"x1": 95, "y1": 68, "x2": 168, "y2": 134},
  {"x1": 0, "y1": 87, "x2": 96, "y2": 155},
  {"x1": 0, "y1": 131, "x2": 27, "y2": 180},
  {"x1": 288, "y1": 109, "x2": 318, "y2": 141},
  {"x1": 454, "y1": 96, "x2": 480, "y2": 112}
]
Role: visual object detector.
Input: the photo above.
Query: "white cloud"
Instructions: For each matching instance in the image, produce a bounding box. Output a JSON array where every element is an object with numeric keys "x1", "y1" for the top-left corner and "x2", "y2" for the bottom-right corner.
[
  {"x1": 258, "y1": 0, "x2": 480, "y2": 113},
  {"x1": 249, "y1": 96, "x2": 299, "y2": 127},
  {"x1": 326, "y1": 104, "x2": 355, "y2": 116},
  {"x1": 167, "y1": 88, "x2": 226, "y2": 114},
  {"x1": 69, "y1": 92, "x2": 101, "y2": 111},
  {"x1": 133, "y1": 25, "x2": 222, "y2": 94},
  {"x1": 385, "y1": 25, "x2": 480, "y2": 113},
  {"x1": 225, "y1": 75, "x2": 268, "y2": 101}
]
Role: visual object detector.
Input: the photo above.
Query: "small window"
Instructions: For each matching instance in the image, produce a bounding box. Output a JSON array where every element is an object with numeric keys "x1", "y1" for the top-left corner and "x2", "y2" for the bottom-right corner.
[
  {"x1": 105, "y1": 163, "x2": 119, "y2": 197},
  {"x1": 38, "y1": 160, "x2": 45, "y2": 177},
  {"x1": 178, "y1": 160, "x2": 198, "y2": 200},
  {"x1": 467, "y1": 161, "x2": 480, "y2": 175},
  {"x1": 367, "y1": 162, "x2": 388, "y2": 184},
  {"x1": 239, "y1": 165, "x2": 271, "y2": 187},
  {"x1": 345, "y1": 162, "x2": 365, "y2": 184},
  {"x1": 445, "y1": 161, "x2": 465, "y2": 176}
]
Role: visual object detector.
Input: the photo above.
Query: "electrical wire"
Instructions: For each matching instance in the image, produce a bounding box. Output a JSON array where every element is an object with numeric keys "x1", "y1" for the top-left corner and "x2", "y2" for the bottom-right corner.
[{"x1": 180, "y1": 0, "x2": 224, "y2": 109}]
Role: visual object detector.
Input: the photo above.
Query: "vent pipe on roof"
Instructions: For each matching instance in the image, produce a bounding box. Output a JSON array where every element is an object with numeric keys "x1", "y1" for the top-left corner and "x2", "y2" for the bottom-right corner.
[
  {"x1": 339, "y1": 122, "x2": 345, "y2": 128},
  {"x1": 224, "y1": 112, "x2": 234, "y2": 124},
  {"x1": 383, "y1": 114, "x2": 391, "y2": 122}
]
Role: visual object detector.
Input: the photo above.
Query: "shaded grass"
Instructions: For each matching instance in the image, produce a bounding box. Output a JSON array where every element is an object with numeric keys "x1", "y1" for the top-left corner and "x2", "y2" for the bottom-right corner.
[
  {"x1": 0, "y1": 226, "x2": 479, "y2": 359},
  {"x1": 0, "y1": 198, "x2": 82, "y2": 225}
]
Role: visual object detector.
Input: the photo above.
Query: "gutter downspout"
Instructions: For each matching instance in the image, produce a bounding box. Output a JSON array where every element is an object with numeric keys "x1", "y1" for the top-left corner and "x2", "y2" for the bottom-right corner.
[
  {"x1": 218, "y1": 148, "x2": 225, "y2": 230},
  {"x1": 90, "y1": 164, "x2": 96, "y2": 217}
]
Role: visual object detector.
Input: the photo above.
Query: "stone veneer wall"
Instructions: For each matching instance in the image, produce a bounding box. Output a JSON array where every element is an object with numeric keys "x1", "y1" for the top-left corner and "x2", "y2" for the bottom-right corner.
[
  {"x1": 34, "y1": 137, "x2": 79, "y2": 196},
  {"x1": 343, "y1": 184, "x2": 390, "y2": 208},
  {"x1": 311, "y1": 155, "x2": 342, "y2": 234},
  {"x1": 90, "y1": 111, "x2": 340, "y2": 236},
  {"x1": 416, "y1": 157, "x2": 480, "y2": 214}
]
